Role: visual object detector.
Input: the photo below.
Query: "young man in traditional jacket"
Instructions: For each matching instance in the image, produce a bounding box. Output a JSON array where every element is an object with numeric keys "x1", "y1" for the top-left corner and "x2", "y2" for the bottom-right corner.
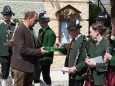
[{"x1": 34, "y1": 11, "x2": 56, "y2": 86}]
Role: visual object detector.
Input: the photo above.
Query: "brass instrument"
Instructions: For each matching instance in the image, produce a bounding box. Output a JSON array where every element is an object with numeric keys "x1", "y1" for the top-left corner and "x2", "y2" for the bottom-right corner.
[
  {"x1": 7, "y1": 19, "x2": 22, "y2": 47},
  {"x1": 4, "y1": 19, "x2": 21, "y2": 46},
  {"x1": 12, "y1": 19, "x2": 22, "y2": 37}
]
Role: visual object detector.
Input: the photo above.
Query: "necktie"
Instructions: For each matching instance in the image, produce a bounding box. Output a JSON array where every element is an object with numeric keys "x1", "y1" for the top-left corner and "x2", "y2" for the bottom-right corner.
[
  {"x1": 32, "y1": 34, "x2": 38, "y2": 48},
  {"x1": 39, "y1": 30, "x2": 45, "y2": 47},
  {"x1": 6, "y1": 23, "x2": 12, "y2": 41},
  {"x1": 68, "y1": 38, "x2": 75, "y2": 66},
  {"x1": 30, "y1": 29, "x2": 38, "y2": 48},
  {"x1": 6, "y1": 23, "x2": 11, "y2": 29},
  {"x1": 6, "y1": 23, "x2": 13, "y2": 48}
]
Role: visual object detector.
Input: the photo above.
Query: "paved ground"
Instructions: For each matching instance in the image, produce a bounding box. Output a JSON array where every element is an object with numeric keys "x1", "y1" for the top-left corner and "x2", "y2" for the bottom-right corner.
[
  {"x1": 0, "y1": 54, "x2": 69, "y2": 86},
  {"x1": 37, "y1": 55, "x2": 69, "y2": 86},
  {"x1": 0, "y1": 68, "x2": 68, "y2": 86},
  {"x1": 39, "y1": 70, "x2": 68, "y2": 86}
]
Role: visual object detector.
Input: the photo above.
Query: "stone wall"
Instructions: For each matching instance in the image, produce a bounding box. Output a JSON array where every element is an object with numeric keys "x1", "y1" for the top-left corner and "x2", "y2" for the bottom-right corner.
[
  {"x1": 43, "y1": 0, "x2": 89, "y2": 70},
  {"x1": 0, "y1": 0, "x2": 89, "y2": 36},
  {"x1": 0, "y1": 0, "x2": 44, "y2": 36},
  {"x1": 44, "y1": 0, "x2": 89, "y2": 36}
]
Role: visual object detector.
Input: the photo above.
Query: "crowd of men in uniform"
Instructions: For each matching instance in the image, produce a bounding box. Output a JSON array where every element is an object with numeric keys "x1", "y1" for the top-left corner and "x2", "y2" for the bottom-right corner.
[{"x1": 0, "y1": 3, "x2": 115, "y2": 86}]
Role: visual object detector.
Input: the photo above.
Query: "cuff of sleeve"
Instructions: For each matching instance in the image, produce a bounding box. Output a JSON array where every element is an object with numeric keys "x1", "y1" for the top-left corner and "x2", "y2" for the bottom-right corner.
[
  {"x1": 96, "y1": 63, "x2": 105, "y2": 71},
  {"x1": 76, "y1": 65, "x2": 81, "y2": 72},
  {"x1": 36, "y1": 48, "x2": 42, "y2": 56},
  {"x1": 110, "y1": 56, "x2": 115, "y2": 66}
]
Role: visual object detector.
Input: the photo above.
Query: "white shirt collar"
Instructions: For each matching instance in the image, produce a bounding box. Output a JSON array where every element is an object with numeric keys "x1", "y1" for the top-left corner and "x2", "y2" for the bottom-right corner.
[
  {"x1": 75, "y1": 34, "x2": 81, "y2": 40},
  {"x1": 42, "y1": 26, "x2": 48, "y2": 30},
  {"x1": 3, "y1": 21, "x2": 11, "y2": 25},
  {"x1": 23, "y1": 22, "x2": 29, "y2": 29}
]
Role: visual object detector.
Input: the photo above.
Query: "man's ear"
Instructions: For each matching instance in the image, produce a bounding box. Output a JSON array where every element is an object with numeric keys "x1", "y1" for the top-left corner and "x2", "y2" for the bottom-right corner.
[{"x1": 28, "y1": 16, "x2": 32, "y2": 20}]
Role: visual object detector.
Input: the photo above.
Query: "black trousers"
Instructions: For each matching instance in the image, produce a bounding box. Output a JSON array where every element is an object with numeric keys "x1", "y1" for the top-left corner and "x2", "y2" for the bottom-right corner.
[
  {"x1": 69, "y1": 74, "x2": 84, "y2": 86},
  {"x1": 0, "y1": 55, "x2": 13, "y2": 79},
  {"x1": 41, "y1": 64, "x2": 51, "y2": 85},
  {"x1": 33, "y1": 62, "x2": 41, "y2": 83},
  {"x1": 33, "y1": 64, "x2": 51, "y2": 85}
]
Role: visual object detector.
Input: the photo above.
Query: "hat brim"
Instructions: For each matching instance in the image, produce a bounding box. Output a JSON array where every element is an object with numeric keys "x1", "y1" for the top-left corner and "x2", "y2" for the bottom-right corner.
[
  {"x1": 96, "y1": 17, "x2": 107, "y2": 21},
  {"x1": 38, "y1": 17, "x2": 50, "y2": 22},
  {"x1": 38, "y1": 20, "x2": 50, "y2": 22},
  {"x1": 66, "y1": 25, "x2": 82, "y2": 31},
  {"x1": 1, "y1": 12, "x2": 15, "y2": 16}
]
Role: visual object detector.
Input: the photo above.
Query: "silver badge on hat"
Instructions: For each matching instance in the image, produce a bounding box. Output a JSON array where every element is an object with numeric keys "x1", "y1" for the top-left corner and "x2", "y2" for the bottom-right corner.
[{"x1": 76, "y1": 19, "x2": 80, "y2": 25}]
